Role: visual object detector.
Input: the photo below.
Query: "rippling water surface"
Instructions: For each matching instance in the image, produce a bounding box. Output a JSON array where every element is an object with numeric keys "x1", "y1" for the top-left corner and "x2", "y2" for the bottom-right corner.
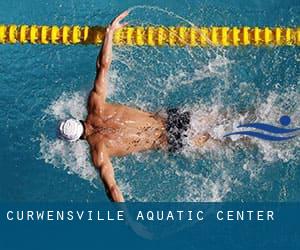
[{"x1": 0, "y1": 0, "x2": 299, "y2": 202}]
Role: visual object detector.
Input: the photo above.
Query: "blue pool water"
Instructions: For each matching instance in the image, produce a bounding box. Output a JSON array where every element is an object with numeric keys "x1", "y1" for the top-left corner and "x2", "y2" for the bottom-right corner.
[{"x1": 0, "y1": 0, "x2": 299, "y2": 202}]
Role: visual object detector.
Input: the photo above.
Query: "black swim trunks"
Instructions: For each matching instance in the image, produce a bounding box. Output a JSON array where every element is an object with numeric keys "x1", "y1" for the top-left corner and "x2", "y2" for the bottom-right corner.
[{"x1": 166, "y1": 108, "x2": 191, "y2": 153}]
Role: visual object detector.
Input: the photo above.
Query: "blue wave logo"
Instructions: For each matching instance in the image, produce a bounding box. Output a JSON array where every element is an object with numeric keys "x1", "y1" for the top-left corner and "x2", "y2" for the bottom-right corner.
[{"x1": 224, "y1": 116, "x2": 300, "y2": 141}]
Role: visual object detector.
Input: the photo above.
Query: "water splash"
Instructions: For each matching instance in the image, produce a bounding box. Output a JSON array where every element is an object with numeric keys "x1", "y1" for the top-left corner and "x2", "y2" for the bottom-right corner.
[
  {"x1": 39, "y1": 89, "x2": 300, "y2": 202},
  {"x1": 37, "y1": 6, "x2": 300, "y2": 202},
  {"x1": 39, "y1": 134, "x2": 97, "y2": 184}
]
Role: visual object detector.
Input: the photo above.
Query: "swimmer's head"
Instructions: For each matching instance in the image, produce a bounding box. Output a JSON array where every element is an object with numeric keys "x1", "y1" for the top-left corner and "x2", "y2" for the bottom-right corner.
[{"x1": 57, "y1": 118, "x2": 84, "y2": 142}]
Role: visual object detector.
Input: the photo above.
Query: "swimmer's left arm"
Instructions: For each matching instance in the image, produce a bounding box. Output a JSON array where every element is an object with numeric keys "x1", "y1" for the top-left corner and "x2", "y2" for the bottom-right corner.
[{"x1": 93, "y1": 11, "x2": 129, "y2": 100}]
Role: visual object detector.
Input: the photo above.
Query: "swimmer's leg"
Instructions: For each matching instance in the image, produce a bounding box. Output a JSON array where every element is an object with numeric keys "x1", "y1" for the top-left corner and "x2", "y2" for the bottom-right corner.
[
  {"x1": 192, "y1": 133, "x2": 254, "y2": 148},
  {"x1": 189, "y1": 108, "x2": 259, "y2": 148},
  {"x1": 192, "y1": 132, "x2": 211, "y2": 147},
  {"x1": 190, "y1": 115, "x2": 216, "y2": 147}
]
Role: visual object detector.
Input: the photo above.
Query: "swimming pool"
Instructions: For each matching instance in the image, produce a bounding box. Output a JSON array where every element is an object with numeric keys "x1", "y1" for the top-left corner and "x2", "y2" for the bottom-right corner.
[{"x1": 0, "y1": 0, "x2": 299, "y2": 202}]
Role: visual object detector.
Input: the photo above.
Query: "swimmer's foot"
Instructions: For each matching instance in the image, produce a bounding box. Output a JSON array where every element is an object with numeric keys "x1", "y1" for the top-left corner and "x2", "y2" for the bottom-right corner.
[{"x1": 193, "y1": 133, "x2": 210, "y2": 147}]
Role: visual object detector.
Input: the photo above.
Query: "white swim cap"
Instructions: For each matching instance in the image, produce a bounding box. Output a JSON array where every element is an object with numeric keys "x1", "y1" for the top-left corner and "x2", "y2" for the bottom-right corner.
[{"x1": 58, "y1": 118, "x2": 84, "y2": 142}]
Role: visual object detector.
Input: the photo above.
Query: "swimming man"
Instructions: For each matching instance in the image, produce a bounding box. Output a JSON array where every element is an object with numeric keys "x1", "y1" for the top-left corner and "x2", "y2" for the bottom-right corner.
[{"x1": 58, "y1": 11, "x2": 210, "y2": 202}]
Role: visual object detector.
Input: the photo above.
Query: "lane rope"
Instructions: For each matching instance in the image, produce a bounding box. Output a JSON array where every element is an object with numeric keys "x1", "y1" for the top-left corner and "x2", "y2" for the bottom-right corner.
[{"x1": 0, "y1": 25, "x2": 299, "y2": 46}]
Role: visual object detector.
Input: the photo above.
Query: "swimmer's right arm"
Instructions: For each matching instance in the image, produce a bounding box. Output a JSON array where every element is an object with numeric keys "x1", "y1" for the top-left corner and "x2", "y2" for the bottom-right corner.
[
  {"x1": 92, "y1": 143, "x2": 125, "y2": 202},
  {"x1": 93, "y1": 11, "x2": 129, "y2": 100}
]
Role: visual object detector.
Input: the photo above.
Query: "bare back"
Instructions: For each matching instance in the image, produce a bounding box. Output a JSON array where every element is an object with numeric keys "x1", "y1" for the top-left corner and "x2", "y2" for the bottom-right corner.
[{"x1": 85, "y1": 91, "x2": 167, "y2": 156}]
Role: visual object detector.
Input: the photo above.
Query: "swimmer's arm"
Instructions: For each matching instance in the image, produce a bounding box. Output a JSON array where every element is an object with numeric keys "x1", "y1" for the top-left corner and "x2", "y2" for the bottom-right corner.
[
  {"x1": 92, "y1": 144, "x2": 125, "y2": 202},
  {"x1": 93, "y1": 29, "x2": 112, "y2": 99},
  {"x1": 94, "y1": 11, "x2": 129, "y2": 99}
]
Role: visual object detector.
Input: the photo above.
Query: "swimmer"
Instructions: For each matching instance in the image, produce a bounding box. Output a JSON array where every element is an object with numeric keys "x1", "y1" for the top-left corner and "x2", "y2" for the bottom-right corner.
[{"x1": 58, "y1": 11, "x2": 211, "y2": 202}]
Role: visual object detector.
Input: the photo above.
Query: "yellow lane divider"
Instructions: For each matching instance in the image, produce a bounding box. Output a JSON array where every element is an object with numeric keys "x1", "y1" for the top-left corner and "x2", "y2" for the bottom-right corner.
[{"x1": 0, "y1": 25, "x2": 299, "y2": 46}]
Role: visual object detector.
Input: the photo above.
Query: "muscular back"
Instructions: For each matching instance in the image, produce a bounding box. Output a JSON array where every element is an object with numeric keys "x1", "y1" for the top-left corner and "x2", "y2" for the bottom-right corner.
[{"x1": 85, "y1": 91, "x2": 167, "y2": 157}]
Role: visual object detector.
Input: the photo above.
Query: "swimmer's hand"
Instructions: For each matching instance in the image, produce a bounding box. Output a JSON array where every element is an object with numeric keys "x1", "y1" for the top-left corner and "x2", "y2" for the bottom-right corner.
[{"x1": 107, "y1": 10, "x2": 129, "y2": 33}]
